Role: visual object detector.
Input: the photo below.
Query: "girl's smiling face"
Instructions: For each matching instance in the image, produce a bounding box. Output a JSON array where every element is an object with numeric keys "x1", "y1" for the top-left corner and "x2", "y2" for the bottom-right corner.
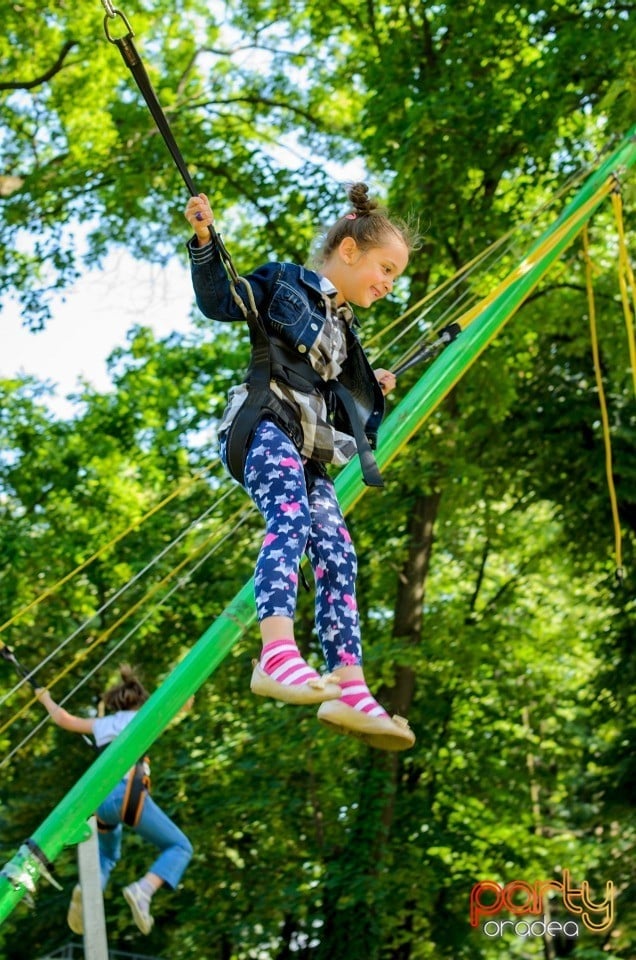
[{"x1": 326, "y1": 234, "x2": 410, "y2": 308}]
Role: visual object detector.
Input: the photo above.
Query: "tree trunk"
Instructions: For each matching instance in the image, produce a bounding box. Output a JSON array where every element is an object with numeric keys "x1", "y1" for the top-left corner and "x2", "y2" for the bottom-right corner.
[{"x1": 316, "y1": 491, "x2": 442, "y2": 960}]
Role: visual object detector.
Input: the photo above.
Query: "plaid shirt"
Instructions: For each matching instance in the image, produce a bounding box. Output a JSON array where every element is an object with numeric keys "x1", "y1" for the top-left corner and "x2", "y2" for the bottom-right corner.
[{"x1": 218, "y1": 276, "x2": 357, "y2": 465}]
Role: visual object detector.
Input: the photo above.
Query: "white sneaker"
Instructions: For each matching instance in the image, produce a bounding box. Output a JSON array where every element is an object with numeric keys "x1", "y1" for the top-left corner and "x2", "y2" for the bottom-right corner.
[
  {"x1": 67, "y1": 884, "x2": 83, "y2": 935},
  {"x1": 123, "y1": 881, "x2": 154, "y2": 935}
]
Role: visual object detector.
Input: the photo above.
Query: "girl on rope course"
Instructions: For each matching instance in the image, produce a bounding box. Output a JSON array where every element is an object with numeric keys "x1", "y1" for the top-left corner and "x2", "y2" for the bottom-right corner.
[
  {"x1": 36, "y1": 665, "x2": 193, "y2": 935},
  {"x1": 184, "y1": 182, "x2": 417, "y2": 752}
]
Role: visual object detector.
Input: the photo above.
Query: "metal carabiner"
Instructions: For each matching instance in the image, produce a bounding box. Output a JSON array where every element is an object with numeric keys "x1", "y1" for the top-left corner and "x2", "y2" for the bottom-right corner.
[{"x1": 102, "y1": 6, "x2": 135, "y2": 43}]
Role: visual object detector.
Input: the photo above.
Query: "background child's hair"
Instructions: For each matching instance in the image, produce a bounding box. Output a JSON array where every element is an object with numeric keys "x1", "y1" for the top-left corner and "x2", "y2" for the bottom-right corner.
[
  {"x1": 313, "y1": 182, "x2": 420, "y2": 265},
  {"x1": 102, "y1": 664, "x2": 149, "y2": 712}
]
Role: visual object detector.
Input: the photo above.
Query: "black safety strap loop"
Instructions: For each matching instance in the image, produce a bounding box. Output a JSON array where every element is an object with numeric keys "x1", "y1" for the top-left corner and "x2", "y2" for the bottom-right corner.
[
  {"x1": 225, "y1": 391, "x2": 303, "y2": 485},
  {"x1": 121, "y1": 757, "x2": 151, "y2": 827},
  {"x1": 323, "y1": 381, "x2": 384, "y2": 488},
  {"x1": 106, "y1": 28, "x2": 198, "y2": 198}
]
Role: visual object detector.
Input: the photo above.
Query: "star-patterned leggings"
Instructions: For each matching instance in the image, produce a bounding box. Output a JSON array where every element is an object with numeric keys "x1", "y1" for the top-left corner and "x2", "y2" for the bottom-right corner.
[{"x1": 224, "y1": 420, "x2": 362, "y2": 672}]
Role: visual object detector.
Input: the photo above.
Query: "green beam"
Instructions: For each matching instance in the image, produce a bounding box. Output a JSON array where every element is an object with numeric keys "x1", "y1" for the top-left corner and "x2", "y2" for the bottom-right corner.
[
  {"x1": 336, "y1": 126, "x2": 636, "y2": 508},
  {"x1": 0, "y1": 126, "x2": 634, "y2": 923}
]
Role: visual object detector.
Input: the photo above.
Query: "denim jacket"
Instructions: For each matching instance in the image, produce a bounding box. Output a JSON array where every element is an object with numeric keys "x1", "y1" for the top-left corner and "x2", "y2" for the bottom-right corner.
[{"x1": 187, "y1": 235, "x2": 385, "y2": 447}]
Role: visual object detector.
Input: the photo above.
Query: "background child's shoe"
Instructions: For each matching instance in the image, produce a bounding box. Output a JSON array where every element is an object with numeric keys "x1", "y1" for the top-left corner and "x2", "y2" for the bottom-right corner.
[
  {"x1": 123, "y1": 881, "x2": 154, "y2": 935},
  {"x1": 317, "y1": 699, "x2": 415, "y2": 751},
  {"x1": 67, "y1": 884, "x2": 83, "y2": 935}
]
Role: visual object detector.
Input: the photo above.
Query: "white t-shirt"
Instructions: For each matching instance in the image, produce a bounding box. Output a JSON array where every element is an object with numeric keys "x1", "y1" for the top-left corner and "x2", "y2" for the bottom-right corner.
[{"x1": 92, "y1": 710, "x2": 138, "y2": 748}]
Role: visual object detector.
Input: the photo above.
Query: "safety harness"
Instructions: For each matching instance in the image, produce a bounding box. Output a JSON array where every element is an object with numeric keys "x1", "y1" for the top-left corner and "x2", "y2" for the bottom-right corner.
[
  {"x1": 96, "y1": 753, "x2": 151, "y2": 832},
  {"x1": 224, "y1": 310, "x2": 385, "y2": 489}
]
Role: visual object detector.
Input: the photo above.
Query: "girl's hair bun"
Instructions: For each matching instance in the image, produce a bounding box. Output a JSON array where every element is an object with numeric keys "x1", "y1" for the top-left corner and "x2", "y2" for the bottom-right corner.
[
  {"x1": 102, "y1": 663, "x2": 150, "y2": 712},
  {"x1": 347, "y1": 182, "x2": 378, "y2": 217}
]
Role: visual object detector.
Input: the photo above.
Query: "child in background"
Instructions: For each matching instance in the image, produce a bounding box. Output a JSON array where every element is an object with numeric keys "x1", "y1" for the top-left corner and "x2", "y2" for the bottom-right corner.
[
  {"x1": 36, "y1": 665, "x2": 193, "y2": 935},
  {"x1": 184, "y1": 182, "x2": 416, "y2": 751}
]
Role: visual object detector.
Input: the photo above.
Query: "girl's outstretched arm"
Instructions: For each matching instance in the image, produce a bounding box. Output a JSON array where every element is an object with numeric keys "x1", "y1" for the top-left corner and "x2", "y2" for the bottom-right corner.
[{"x1": 35, "y1": 688, "x2": 95, "y2": 735}]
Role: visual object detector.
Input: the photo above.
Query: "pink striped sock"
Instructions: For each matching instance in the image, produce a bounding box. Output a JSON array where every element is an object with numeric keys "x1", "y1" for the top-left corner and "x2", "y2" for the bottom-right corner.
[
  {"x1": 260, "y1": 639, "x2": 320, "y2": 687},
  {"x1": 339, "y1": 680, "x2": 388, "y2": 718}
]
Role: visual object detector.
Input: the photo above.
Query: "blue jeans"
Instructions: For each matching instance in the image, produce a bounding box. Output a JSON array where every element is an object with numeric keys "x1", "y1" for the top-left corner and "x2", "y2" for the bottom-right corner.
[{"x1": 96, "y1": 777, "x2": 192, "y2": 891}]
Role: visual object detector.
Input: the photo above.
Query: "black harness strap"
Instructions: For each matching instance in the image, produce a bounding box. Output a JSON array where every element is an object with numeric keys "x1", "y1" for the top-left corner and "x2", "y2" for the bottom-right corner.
[
  {"x1": 321, "y1": 380, "x2": 383, "y2": 487},
  {"x1": 104, "y1": 11, "x2": 197, "y2": 197},
  {"x1": 225, "y1": 390, "x2": 303, "y2": 485},
  {"x1": 269, "y1": 333, "x2": 384, "y2": 487},
  {"x1": 225, "y1": 310, "x2": 303, "y2": 484},
  {"x1": 225, "y1": 327, "x2": 384, "y2": 488},
  {"x1": 121, "y1": 756, "x2": 151, "y2": 827},
  {"x1": 95, "y1": 751, "x2": 151, "y2": 831}
]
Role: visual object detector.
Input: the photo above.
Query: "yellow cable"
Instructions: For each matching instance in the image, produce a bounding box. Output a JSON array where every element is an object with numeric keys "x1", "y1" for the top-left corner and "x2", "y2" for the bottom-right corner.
[
  {"x1": 0, "y1": 500, "x2": 253, "y2": 737},
  {"x1": 455, "y1": 179, "x2": 615, "y2": 333},
  {"x1": 611, "y1": 189, "x2": 636, "y2": 396},
  {"x1": 0, "y1": 469, "x2": 210, "y2": 635},
  {"x1": 582, "y1": 224, "x2": 623, "y2": 578}
]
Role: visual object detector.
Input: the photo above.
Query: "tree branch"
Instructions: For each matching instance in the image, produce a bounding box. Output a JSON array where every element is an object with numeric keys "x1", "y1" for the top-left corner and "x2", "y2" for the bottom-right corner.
[{"x1": 0, "y1": 40, "x2": 79, "y2": 91}]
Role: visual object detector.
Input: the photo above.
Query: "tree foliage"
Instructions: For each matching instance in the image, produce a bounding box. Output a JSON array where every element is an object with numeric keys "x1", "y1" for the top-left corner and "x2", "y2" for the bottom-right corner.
[{"x1": 0, "y1": 0, "x2": 635, "y2": 958}]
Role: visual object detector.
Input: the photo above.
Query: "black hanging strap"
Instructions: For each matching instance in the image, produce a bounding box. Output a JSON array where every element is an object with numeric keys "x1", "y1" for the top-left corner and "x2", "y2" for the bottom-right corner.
[
  {"x1": 101, "y1": 3, "x2": 257, "y2": 321},
  {"x1": 103, "y1": 8, "x2": 198, "y2": 198}
]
